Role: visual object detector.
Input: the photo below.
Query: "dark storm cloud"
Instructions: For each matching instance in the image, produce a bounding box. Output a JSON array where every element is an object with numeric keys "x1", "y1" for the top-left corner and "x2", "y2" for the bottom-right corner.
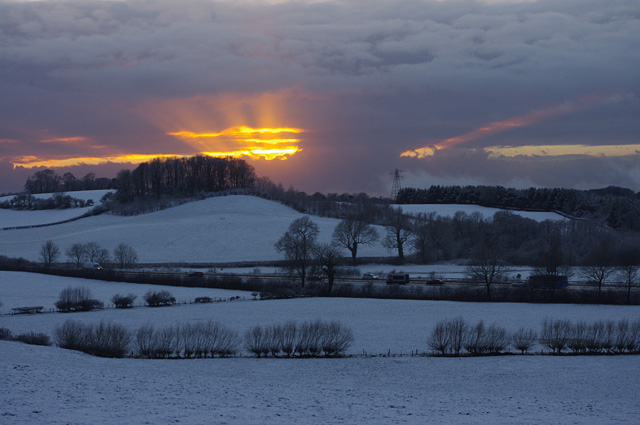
[{"x1": 1, "y1": 0, "x2": 639, "y2": 194}]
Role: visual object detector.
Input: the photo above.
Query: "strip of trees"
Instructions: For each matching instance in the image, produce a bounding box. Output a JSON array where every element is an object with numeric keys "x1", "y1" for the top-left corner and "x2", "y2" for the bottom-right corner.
[{"x1": 113, "y1": 155, "x2": 257, "y2": 203}]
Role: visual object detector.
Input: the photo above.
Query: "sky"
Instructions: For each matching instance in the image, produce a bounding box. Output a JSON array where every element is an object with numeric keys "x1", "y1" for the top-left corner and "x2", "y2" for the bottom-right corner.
[{"x1": 1, "y1": 0, "x2": 639, "y2": 196}]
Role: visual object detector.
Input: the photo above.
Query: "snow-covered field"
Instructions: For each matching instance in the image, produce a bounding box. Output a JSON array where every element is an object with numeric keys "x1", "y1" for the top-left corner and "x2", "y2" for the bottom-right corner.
[
  {"x1": 2, "y1": 341, "x2": 638, "y2": 425},
  {"x1": 1, "y1": 195, "x2": 638, "y2": 424},
  {"x1": 0, "y1": 195, "x2": 388, "y2": 262},
  {"x1": 1, "y1": 271, "x2": 639, "y2": 424},
  {"x1": 0, "y1": 190, "x2": 112, "y2": 228},
  {"x1": 394, "y1": 203, "x2": 566, "y2": 221}
]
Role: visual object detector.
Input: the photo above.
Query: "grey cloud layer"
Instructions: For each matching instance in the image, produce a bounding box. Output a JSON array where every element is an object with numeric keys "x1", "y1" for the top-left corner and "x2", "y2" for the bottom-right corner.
[{"x1": 1, "y1": 0, "x2": 639, "y2": 193}]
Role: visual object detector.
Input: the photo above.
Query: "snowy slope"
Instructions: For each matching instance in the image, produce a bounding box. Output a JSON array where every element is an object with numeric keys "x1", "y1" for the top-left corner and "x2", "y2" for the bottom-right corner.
[
  {"x1": 0, "y1": 190, "x2": 112, "y2": 228},
  {"x1": 2, "y1": 272, "x2": 638, "y2": 355},
  {"x1": 2, "y1": 341, "x2": 639, "y2": 425},
  {"x1": 0, "y1": 195, "x2": 388, "y2": 263},
  {"x1": 1, "y1": 271, "x2": 639, "y2": 425},
  {"x1": 394, "y1": 203, "x2": 566, "y2": 221}
]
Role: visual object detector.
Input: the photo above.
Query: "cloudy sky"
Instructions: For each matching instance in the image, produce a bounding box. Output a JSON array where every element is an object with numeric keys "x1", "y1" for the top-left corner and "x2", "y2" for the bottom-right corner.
[{"x1": 1, "y1": 0, "x2": 639, "y2": 196}]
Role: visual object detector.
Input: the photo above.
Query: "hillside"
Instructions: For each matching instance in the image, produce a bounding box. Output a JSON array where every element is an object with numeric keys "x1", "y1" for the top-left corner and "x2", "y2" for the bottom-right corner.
[
  {"x1": 0, "y1": 195, "x2": 388, "y2": 263},
  {"x1": 0, "y1": 190, "x2": 112, "y2": 229},
  {"x1": 393, "y1": 204, "x2": 565, "y2": 221}
]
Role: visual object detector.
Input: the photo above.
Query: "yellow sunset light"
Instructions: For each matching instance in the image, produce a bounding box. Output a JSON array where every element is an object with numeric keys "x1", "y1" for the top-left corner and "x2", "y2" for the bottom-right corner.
[
  {"x1": 203, "y1": 146, "x2": 299, "y2": 160},
  {"x1": 12, "y1": 154, "x2": 181, "y2": 169},
  {"x1": 400, "y1": 147, "x2": 436, "y2": 158},
  {"x1": 485, "y1": 144, "x2": 640, "y2": 158}
]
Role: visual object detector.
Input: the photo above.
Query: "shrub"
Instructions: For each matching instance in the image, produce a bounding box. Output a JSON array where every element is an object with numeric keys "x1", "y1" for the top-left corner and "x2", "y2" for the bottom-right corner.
[
  {"x1": 15, "y1": 332, "x2": 51, "y2": 346},
  {"x1": 54, "y1": 320, "x2": 131, "y2": 358},
  {"x1": 540, "y1": 318, "x2": 571, "y2": 353},
  {"x1": 447, "y1": 316, "x2": 467, "y2": 355},
  {"x1": 512, "y1": 327, "x2": 537, "y2": 354},
  {"x1": 112, "y1": 293, "x2": 137, "y2": 309},
  {"x1": 428, "y1": 320, "x2": 451, "y2": 355},
  {"x1": 55, "y1": 286, "x2": 104, "y2": 312},
  {"x1": 143, "y1": 290, "x2": 176, "y2": 307},
  {"x1": 320, "y1": 321, "x2": 354, "y2": 356},
  {"x1": 245, "y1": 325, "x2": 269, "y2": 357},
  {"x1": 54, "y1": 320, "x2": 88, "y2": 350},
  {"x1": 485, "y1": 324, "x2": 509, "y2": 354},
  {"x1": 0, "y1": 328, "x2": 12, "y2": 340},
  {"x1": 463, "y1": 321, "x2": 488, "y2": 354},
  {"x1": 87, "y1": 322, "x2": 131, "y2": 357}
]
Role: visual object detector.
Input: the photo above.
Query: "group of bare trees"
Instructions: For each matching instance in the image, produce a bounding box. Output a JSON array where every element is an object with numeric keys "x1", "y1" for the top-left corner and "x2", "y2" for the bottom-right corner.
[
  {"x1": 428, "y1": 316, "x2": 640, "y2": 356},
  {"x1": 114, "y1": 156, "x2": 256, "y2": 202},
  {"x1": 24, "y1": 169, "x2": 114, "y2": 194},
  {"x1": 275, "y1": 215, "x2": 380, "y2": 290},
  {"x1": 39, "y1": 240, "x2": 138, "y2": 269}
]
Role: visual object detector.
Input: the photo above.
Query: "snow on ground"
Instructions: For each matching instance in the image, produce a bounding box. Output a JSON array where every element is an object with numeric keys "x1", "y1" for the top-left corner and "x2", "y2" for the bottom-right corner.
[
  {"x1": 0, "y1": 190, "x2": 112, "y2": 228},
  {"x1": 0, "y1": 189, "x2": 112, "y2": 203},
  {"x1": 0, "y1": 271, "x2": 250, "y2": 314},
  {"x1": 2, "y1": 341, "x2": 638, "y2": 425},
  {"x1": 2, "y1": 271, "x2": 639, "y2": 424},
  {"x1": 0, "y1": 195, "x2": 388, "y2": 263},
  {"x1": 2, "y1": 272, "x2": 638, "y2": 355},
  {"x1": 218, "y1": 263, "x2": 534, "y2": 280},
  {"x1": 394, "y1": 203, "x2": 566, "y2": 221}
]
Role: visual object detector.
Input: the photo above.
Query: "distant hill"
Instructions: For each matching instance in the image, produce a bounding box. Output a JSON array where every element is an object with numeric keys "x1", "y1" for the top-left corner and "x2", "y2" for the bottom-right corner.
[{"x1": 397, "y1": 185, "x2": 640, "y2": 231}]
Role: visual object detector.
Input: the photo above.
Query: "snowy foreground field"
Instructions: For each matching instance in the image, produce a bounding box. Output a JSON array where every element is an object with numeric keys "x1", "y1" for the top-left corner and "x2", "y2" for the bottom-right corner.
[
  {"x1": 3, "y1": 341, "x2": 639, "y2": 425},
  {"x1": 2, "y1": 272, "x2": 640, "y2": 424}
]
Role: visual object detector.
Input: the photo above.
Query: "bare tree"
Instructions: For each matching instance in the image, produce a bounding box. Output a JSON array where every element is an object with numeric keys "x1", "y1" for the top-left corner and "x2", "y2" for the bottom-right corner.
[
  {"x1": 85, "y1": 242, "x2": 111, "y2": 267},
  {"x1": 40, "y1": 240, "x2": 60, "y2": 267},
  {"x1": 383, "y1": 207, "x2": 412, "y2": 262},
  {"x1": 332, "y1": 217, "x2": 379, "y2": 262},
  {"x1": 580, "y1": 238, "x2": 616, "y2": 297},
  {"x1": 113, "y1": 243, "x2": 138, "y2": 269},
  {"x1": 616, "y1": 243, "x2": 640, "y2": 304},
  {"x1": 275, "y1": 216, "x2": 319, "y2": 287},
  {"x1": 314, "y1": 243, "x2": 343, "y2": 294},
  {"x1": 65, "y1": 243, "x2": 87, "y2": 267},
  {"x1": 465, "y1": 241, "x2": 506, "y2": 299}
]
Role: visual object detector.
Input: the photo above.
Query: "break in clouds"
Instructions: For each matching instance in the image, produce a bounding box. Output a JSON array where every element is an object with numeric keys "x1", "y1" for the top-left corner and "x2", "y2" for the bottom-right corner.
[{"x1": 1, "y1": 0, "x2": 639, "y2": 194}]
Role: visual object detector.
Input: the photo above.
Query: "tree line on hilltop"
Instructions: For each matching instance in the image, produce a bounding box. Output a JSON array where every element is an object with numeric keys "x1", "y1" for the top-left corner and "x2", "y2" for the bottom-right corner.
[{"x1": 397, "y1": 185, "x2": 640, "y2": 231}]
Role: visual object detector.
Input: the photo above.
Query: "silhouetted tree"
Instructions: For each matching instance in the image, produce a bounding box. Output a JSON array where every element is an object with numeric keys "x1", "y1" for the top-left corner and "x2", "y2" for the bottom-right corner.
[
  {"x1": 383, "y1": 207, "x2": 412, "y2": 262},
  {"x1": 65, "y1": 243, "x2": 87, "y2": 267},
  {"x1": 332, "y1": 217, "x2": 379, "y2": 262},
  {"x1": 113, "y1": 243, "x2": 138, "y2": 269},
  {"x1": 465, "y1": 240, "x2": 506, "y2": 299},
  {"x1": 314, "y1": 243, "x2": 343, "y2": 294},
  {"x1": 275, "y1": 216, "x2": 319, "y2": 287},
  {"x1": 40, "y1": 240, "x2": 60, "y2": 267}
]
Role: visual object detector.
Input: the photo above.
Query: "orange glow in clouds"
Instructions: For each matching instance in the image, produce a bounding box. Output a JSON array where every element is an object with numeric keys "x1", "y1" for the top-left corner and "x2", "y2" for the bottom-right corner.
[
  {"x1": 168, "y1": 126, "x2": 303, "y2": 160},
  {"x1": 144, "y1": 90, "x2": 306, "y2": 161},
  {"x1": 401, "y1": 93, "x2": 618, "y2": 158},
  {"x1": 12, "y1": 154, "x2": 181, "y2": 169}
]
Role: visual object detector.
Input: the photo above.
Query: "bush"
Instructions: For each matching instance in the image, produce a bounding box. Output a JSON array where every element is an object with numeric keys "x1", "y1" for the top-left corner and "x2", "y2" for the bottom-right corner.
[
  {"x1": 54, "y1": 320, "x2": 131, "y2": 358},
  {"x1": 428, "y1": 320, "x2": 451, "y2": 355},
  {"x1": 243, "y1": 320, "x2": 353, "y2": 358},
  {"x1": 0, "y1": 328, "x2": 12, "y2": 340},
  {"x1": 55, "y1": 286, "x2": 104, "y2": 312},
  {"x1": 15, "y1": 332, "x2": 52, "y2": 346},
  {"x1": 540, "y1": 318, "x2": 572, "y2": 353},
  {"x1": 54, "y1": 320, "x2": 88, "y2": 350},
  {"x1": 135, "y1": 321, "x2": 239, "y2": 359},
  {"x1": 143, "y1": 290, "x2": 176, "y2": 307},
  {"x1": 512, "y1": 327, "x2": 537, "y2": 354},
  {"x1": 88, "y1": 322, "x2": 131, "y2": 357},
  {"x1": 112, "y1": 293, "x2": 137, "y2": 309}
]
